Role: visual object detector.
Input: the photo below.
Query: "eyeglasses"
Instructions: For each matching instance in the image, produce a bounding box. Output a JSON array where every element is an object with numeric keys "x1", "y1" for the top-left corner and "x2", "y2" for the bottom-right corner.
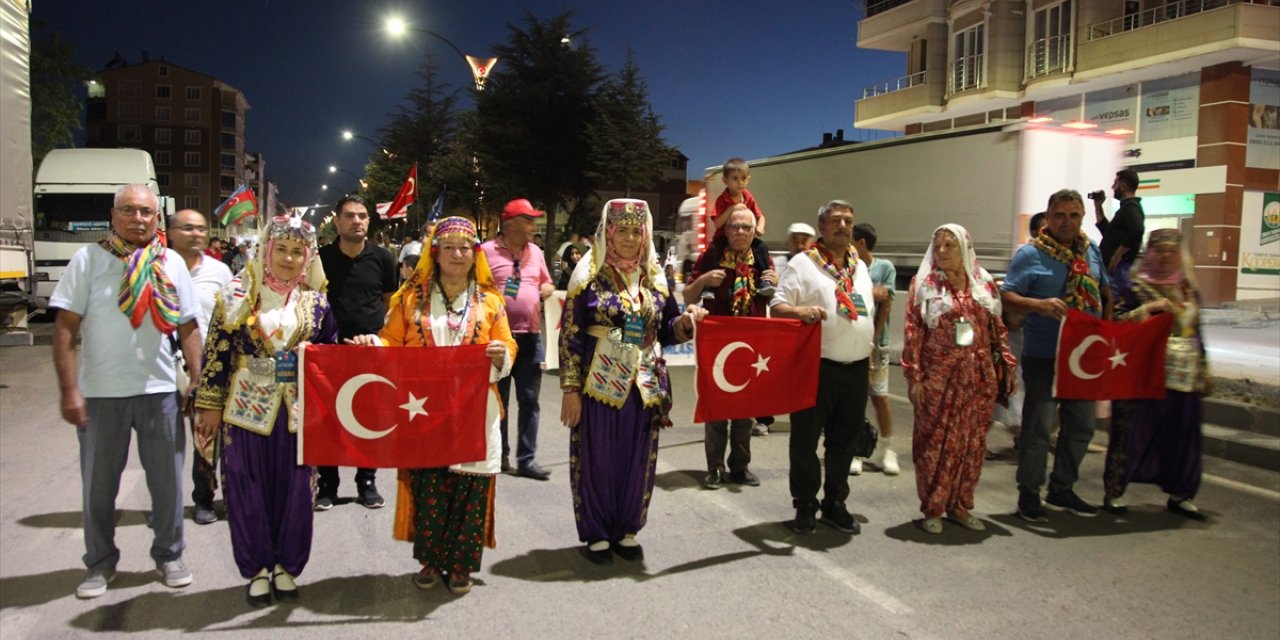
[{"x1": 115, "y1": 205, "x2": 157, "y2": 217}]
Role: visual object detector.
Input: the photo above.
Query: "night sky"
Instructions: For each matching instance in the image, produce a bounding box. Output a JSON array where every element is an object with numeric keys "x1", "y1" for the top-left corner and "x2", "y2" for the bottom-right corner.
[{"x1": 31, "y1": 0, "x2": 903, "y2": 208}]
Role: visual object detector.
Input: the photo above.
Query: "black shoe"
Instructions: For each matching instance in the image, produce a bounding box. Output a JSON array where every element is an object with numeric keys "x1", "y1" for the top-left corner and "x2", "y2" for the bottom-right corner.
[
  {"x1": 820, "y1": 501, "x2": 860, "y2": 534},
  {"x1": 1102, "y1": 497, "x2": 1129, "y2": 515},
  {"x1": 314, "y1": 495, "x2": 335, "y2": 512},
  {"x1": 727, "y1": 469, "x2": 761, "y2": 487},
  {"x1": 357, "y1": 485, "x2": 385, "y2": 509},
  {"x1": 611, "y1": 542, "x2": 644, "y2": 561},
  {"x1": 701, "y1": 468, "x2": 723, "y2": 490},
  {"x1": 144, "y1": 511, "x2": 154, "y2": 529},
  {"x1": 516, "y1": 463, "x2": 551, "y2": 481},
  {"x1": 1167, "y1": 498, "x2": 1208, "y2": 522},
  {"x1": 246, "y1": 576, "x2": 272, "y2": 608},
  {"x1": 1017, "y1": 491, "x2": 1049, "y2": 523},
  {"x1": 789, "y1": 504, "x2": 818, "y2": 534},
  {"x1": 271, "y1": 569, "x2": 299, "y2": 602},
  {"x1": 1045, "y1": 490, "x2": 1099, "y2": 517},
  {"x1": 585, "y1": 543, "x2": 613, "y2": 565},
  {"x1": 501, "y1": 457, "x2": 513, "y2": 473},
  {"x1": 193, "y1": 503, "x2": 217, "y2": 525}
]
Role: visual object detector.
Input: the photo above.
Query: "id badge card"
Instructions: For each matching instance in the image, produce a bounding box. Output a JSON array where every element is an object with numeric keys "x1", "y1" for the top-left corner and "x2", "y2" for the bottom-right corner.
[
  {"x1": 622, "y1": 313, "x2": 645, "y2": 346},
  {"x1": 954, "y1": 319, "x2": 974, "y2": 347},
  {"x1": 851, "y1": 291, "x2": 869, "y2": 317},
  {"x1": 503, "y1": 274, "x2": 521, "y2": 298},
  {"x1": 275, "y1": 350, "x2": 298, "y2": 383}
]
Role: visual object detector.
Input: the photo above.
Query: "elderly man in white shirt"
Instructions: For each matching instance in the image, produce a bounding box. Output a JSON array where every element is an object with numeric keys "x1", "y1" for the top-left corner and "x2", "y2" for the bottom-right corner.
[
  {"x1": 51, "y1": 185, "x2": 203, "y2": 599},
  {"x1": 168, "y1": 209, "x2": 233, "y2": 525},
  {"x1": 770, "y1": 200, "x2": 876, "y2": 536}
]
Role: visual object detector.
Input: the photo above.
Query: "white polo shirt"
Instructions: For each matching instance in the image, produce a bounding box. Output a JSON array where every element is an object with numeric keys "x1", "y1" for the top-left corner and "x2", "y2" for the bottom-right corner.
[
  {"x1": 50, "y1": 244, "x2": 199, "y2": 398},
  {"x1": 770, "y1": 251, "x2": 876, "y2": 363},
  {"x1": 188, "y1": 254, "x2": 233, "y2": 339}
]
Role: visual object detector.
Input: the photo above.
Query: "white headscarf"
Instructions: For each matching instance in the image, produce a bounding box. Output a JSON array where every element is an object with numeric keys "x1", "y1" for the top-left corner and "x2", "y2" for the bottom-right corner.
[
  {"x1": 912, "y1": 223, "x2": 1000, "y2": 328},
  {"x1": 567, "y1": 198, "x2": 668, "y2": 298}
]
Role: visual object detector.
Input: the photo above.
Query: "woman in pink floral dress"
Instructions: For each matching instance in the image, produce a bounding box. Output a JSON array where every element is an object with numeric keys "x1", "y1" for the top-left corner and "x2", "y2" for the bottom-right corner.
[{"x1": 901, "y1": 224, "x2": 1016, "y2": 534}]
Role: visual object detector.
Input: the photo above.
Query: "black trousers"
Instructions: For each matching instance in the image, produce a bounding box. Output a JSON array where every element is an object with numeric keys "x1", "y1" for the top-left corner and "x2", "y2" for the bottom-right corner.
[
  {"x1": 788, "y1": 358, "x2": 869, "y2": 508},
  {"x1": 316, "y1": 466, "x2": 377, "y2": 497}
]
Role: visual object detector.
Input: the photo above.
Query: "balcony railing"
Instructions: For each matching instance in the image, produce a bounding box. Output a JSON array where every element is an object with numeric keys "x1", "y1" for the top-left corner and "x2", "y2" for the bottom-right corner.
[
  {"x1": 1088, "y1": 0, "x2": 1257, "y2": 40},
  {"x1": 865, "y1": 0, "x2": 917, "y2": 18},
  {"x1": 1026, "y1": 33, "x2": 1073, "y2": 79},
  {"x1": 861, "y1": 71, "x2": 928, "y2": 99},
  {"x1": 947, "y1": 53, "x2": 984, "y2": 95}
]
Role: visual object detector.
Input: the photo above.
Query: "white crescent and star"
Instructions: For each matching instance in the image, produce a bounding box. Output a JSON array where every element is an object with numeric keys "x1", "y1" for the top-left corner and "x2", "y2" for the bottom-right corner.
[
  {"x1": 334, "y1": 374, "x2": 429, "y2": 440},
  {"x1": 711, "y1": 342, "x2": 771, "y2": 394},
  {"x1": 1067, "y1": 335, "x2": 1129, "y2": 380}
]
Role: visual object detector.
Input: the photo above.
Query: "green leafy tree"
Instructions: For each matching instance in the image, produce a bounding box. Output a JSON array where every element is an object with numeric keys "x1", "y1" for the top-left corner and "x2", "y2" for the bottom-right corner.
[
  {"x1": 586, "y1": 50, "x2": 671, "y2": 199},
  {"x1": 474, "y1": 10, "x2": 606, "y2": 250},
  {"x1": 31, "y1": 35, "x2": 91, "y2": 171}
]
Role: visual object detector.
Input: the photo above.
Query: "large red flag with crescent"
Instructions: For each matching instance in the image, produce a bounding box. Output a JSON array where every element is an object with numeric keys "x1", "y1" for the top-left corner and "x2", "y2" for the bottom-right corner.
[
  {"x1": 299, "y1": 343, "x2": 489, "y2": 467},
  {"x1": 694, "y1": 316, "x2": 820, "y2": 423},
  {"x1": 1053, "y1": 309, "x2": 1175, "y2": 400},
  {"x1": 382, "y1": 163, "x2": 417, "y2": 220}
]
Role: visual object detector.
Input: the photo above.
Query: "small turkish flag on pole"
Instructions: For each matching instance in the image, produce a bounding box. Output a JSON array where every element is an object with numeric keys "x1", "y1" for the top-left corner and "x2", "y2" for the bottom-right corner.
[
  {"x1": 299, "y1": 343, "x2": 490, "y2": 467},
  {"x1": 694, "y1": 316, "x2": 820, "y2": 423},
  {"x1": 383, "y1": 163, "x2": 418, "y2": 220},
  {"x1": 1053, "y1": 309, "x2": 1175, "y2": 400}
]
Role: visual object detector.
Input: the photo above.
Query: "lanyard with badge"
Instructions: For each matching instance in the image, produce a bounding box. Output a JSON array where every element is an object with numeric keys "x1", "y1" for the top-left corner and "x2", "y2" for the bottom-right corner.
[
  {"x1": 610, "y1": 268, "x2": 646, "y2": 346},
  {"x1": 940, "y1": 278, "x2": 975, "y2": 347},
  {"x1": 503, "y1": 240, "x2": 525, "y2": 299}
]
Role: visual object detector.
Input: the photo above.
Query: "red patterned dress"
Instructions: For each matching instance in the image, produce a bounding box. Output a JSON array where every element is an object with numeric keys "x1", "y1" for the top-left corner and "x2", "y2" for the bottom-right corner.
[{"x1": 901, "y1": 274, "x2": 1016, "y2": 517}]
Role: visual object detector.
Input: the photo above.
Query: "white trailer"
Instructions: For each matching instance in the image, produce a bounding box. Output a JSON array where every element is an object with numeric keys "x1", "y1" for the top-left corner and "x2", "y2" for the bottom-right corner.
[
  {"x1": 0, "y1": 0, "x2": 34, "y2": 343},
  {"x1": 703, "y1": 123, "x2": 1122, "y2": 283}
]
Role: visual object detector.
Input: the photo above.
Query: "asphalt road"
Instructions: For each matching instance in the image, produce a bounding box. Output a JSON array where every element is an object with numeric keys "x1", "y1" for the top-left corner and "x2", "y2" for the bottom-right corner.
[{"x1": 1, "y1": 343, "x2": 1278, "y2": 639}]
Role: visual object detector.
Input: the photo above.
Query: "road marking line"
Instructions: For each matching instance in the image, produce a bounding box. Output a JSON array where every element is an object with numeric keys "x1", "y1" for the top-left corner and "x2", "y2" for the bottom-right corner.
[{"x1": 1202, "y1": 472, "x2": 1280, "y2": 501}]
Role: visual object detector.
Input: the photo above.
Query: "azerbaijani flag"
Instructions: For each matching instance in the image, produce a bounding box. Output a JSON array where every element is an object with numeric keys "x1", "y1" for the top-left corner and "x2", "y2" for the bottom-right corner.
[{"x1": 215, "y1": 185, "x2": 258, "y2": 226}]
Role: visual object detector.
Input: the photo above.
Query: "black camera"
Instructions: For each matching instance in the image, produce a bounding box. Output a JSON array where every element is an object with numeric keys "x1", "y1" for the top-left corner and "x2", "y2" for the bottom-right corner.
[{"x1": 1088, "y1": 190, "x2": 1106, "y2": 202}]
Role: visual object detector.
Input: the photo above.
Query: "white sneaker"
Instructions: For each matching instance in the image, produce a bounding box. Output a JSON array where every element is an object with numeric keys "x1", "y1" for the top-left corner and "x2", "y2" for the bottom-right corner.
[
  {"x1": 849, "y1": 458, "x2": 863, "y2": 476},
  {"x1": 881, "y1": 448, "x2": 900, "y2": 476}
]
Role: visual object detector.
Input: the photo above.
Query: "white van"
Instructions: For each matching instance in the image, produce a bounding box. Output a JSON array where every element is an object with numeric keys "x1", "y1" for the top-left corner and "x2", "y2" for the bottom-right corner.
[{"x1": 33, "y1": 148, "x2": 173, "y2": 304}]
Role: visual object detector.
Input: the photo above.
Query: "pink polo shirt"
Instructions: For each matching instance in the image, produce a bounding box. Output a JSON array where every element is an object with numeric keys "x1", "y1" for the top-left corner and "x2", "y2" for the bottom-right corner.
[{"x1": 481, "y1": 236, "x2": 552, "y2": 334}]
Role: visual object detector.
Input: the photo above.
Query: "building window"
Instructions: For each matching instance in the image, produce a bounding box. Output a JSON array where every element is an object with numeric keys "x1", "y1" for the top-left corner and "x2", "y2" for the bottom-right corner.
[
  {"x1": 221, "y1": 111, "x2": 237, "y2": 129},
  {"x1": 220, "y1": 153, "x2": 237, "y2": 171},
  {"x1": 157, "y1": 173, "x2": 170, "y2": 188},
  {"x1": 184, "y1": 151, "x2": 201, "y2": 167},
  {"x1": 221, "y1": 132, "x2": 236, "y2": 149},
  {"x1": 184, "y1": 195, "x2": 200, "y2": 210},
  {"x1": 156, "y1": 85, "x2": 171, "y2": 99},
  {"x1": 185, "y1": 108, "x2": 201, "y2": 123},
  {"x1": 220, "y1": 175, "x2": 236, "y2": 191},
  {"x1": 155, "y1": 106, "x2": 171, "y2": 121},
  {"x1": 185, "y1": 86, "x2": 201, "y2": 101},
  {"x1": 117, "y1": 102, "x2": 141, "y2": 119},
  {"x1": 949, "y1": 23, "x2": 985, "y2": 94},
  {"x1": 185, "y1": 130, "x2": 202, "y2": 145},
  {"x1": 118, "y1": 124, "x2": 141, "y2": 142},
  {"x1": 184, "y1": 174, "x2": 201, "y2": 188},
  {"x1": 156, "y1": 150, "x2": 172, "y2": 166},
  {"x1": 1028, "y1": 0, "x2": 1073, "y2": 79},
  {"x1": 118, "y1": 81, "x2": 139, "y2": 97},
  {"x1": 159, "y1": 64, "x2": 169, "y2": 77},
  {"x1": 155, "y1": 128, "x2": 172, "y2": 144}
]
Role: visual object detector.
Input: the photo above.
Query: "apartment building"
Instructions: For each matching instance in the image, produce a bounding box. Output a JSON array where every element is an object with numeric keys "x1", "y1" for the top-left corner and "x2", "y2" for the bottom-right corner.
[
  {"x1": 856, "y1": 0, "x2": 1280, "y2": 303},
  {"x1": 86, "y1": 57, "x2": 252, "y2": 234}
]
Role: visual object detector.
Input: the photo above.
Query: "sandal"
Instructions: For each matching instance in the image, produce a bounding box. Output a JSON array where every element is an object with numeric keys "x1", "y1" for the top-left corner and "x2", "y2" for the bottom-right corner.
[
  {"x1": 413, "y1": 567, "x2": 441, "y2": 591},
  {"x1": 947, "y1": 511, "x2": 986, "y2": 531},
  {"x1": 447, "y1": 571, "x2": 473, "y2": 595},
  {"x1": 922, "y1": 517, "x2": 943, "y2": 534}
]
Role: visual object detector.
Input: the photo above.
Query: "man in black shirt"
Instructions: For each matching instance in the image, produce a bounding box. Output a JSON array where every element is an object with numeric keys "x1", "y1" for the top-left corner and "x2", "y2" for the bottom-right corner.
[
  {"x1": 1094, "y1": 168, "x2": 1145, "y2": 293},
  {"x1": 316, "y1": 196, "x2": 399, "y2": 510}
]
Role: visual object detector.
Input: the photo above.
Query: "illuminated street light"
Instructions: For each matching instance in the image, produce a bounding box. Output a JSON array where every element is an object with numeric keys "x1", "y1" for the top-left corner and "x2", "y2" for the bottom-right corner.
[
  {"x1": 384, "y1": 15, "x2": 498, "y2": 90},
  {"x1": 328, "y1": 165, "x2": 369, "y2": 191},
  {"x1": 341, "y1": 130, "x2": 395, "y2": 158}
]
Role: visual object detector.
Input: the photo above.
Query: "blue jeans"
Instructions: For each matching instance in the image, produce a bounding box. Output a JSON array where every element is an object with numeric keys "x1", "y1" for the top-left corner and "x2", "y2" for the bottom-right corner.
[
  {"x1": 81, "y1": 393, "x2": 185, "y2": 570},
  {"x1": 498, "y1": 332, "x2": 544, "y2": 468},
  {"x1": 1015, "y1": 357, "x2": 1096, "y2": 496}
]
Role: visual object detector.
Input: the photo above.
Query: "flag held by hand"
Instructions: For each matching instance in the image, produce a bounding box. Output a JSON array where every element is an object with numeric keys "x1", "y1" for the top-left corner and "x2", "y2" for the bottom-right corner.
[
  {"x1": 1053, "y1": 309, "x2": 1175, "y2": 400},
  {"x1": 694, "y1": 316, "x2": 820, "y2": 423}
]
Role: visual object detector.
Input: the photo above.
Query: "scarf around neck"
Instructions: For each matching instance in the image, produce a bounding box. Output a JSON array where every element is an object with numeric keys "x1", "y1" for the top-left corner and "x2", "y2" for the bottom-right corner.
[
  {"x1": 805, "y1": 240, "x2": 860, "y2": 320},
  {"x1": 1033, "y1": 230, "x2": 1102, "y2": 313},
  {"x1": 99, "y1": 231, "x2": 180, "y2": 334},
  {"x1": 718, "y1": 246, "x2": 755, "y2": 316}
]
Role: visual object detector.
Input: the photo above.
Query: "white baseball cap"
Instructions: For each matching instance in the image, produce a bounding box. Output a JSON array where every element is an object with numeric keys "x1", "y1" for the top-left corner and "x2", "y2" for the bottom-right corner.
[{"x1": 787, "y1": 222, "x2": 816, "y2": 237}]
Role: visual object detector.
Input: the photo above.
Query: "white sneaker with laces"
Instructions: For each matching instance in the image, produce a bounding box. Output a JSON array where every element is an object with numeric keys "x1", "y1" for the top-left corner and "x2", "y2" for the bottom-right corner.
[
  {"x1": 881, "y1": 448, "x2": 900, "y2": 476},
  {"x1": 849, "y1": 458, "x2": 863, "y2": 476}
]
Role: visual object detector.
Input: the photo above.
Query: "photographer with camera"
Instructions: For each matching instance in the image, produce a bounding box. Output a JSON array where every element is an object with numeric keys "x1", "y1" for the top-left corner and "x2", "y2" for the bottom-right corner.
[{"x1": 1092, "y1": 169, "x2": 1145, "y2": 292}]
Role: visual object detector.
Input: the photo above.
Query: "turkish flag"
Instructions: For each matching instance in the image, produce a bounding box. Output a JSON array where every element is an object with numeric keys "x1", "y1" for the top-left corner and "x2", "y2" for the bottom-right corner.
[
  {"x1": 1053, "y1": 309, "x2": 1175, "y2": 400},
  {"x1": 299, "y1": 343, "x2": 490, "y2": 468},
  {"x1": 382, "y1": 163, "x2": 417, "y2": 220},
  {"x1": 694, "y1": 316, "x2": 820, "y2": 423}
]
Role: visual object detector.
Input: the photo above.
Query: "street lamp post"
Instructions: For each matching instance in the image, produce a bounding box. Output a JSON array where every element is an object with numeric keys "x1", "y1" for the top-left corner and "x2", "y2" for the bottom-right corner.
[
  {"x1": 328, "y1": 165, "x2": 368, "y2": 192},
  {"x1": 385, "y1": 16, "x2": 498, "y2": 91},
  {"x1": 341, "y1": 130, "x2": 394, "y2": 158}
]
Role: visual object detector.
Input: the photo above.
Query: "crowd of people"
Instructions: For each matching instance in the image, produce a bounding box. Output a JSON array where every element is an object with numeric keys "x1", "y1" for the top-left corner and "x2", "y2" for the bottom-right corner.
[{"x1": 51, "y1": 162, "x2": 1212, "y2": 606}]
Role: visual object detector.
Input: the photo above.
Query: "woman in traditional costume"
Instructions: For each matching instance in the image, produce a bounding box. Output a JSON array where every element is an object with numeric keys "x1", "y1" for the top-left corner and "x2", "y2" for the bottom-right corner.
[
  {"x1": 1103, "y1": 229, "x2": 1211, "y2": 521},
  {"x1": 349, "y1": 216, "x2": 515, "y2": 595},
  {"x1": 195, "y1": 216, "x2": 335, "y2": 607},
  {"x1": 559, "y1": 199, "x2": 705, "y2": 564},
  {"x1": 901, "y1": 224, "x2": 1016, "y2": 535}
]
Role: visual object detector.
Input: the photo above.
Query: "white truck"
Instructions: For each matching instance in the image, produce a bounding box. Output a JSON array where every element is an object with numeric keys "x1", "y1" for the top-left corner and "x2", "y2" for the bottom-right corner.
[
  {"x1": 696, "y1": 122, "x2": 1122, "y2": 284},
  {"x1": 33, "y1": 148, "x2": 173, "y2": 306},
  {"x1": 0, "y1": 0, "x2": 34, "y2": 343}
]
